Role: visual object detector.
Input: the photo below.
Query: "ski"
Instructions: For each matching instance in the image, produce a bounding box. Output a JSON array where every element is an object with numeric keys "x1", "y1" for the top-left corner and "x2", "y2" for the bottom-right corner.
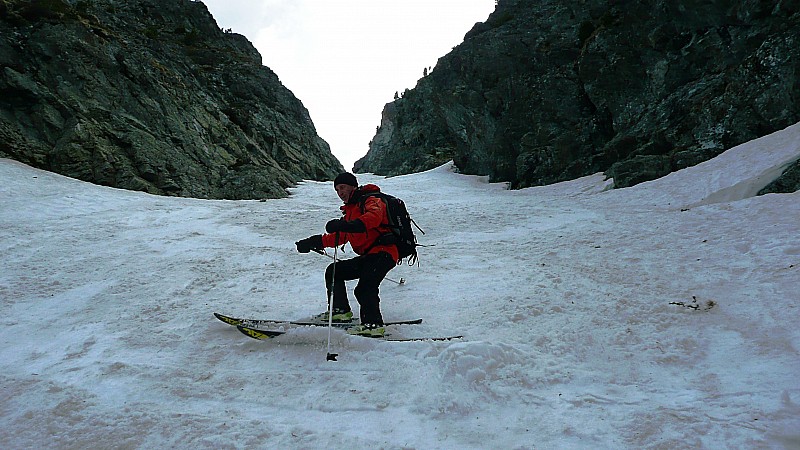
[
  {"x1": 236, "y1": 325, "x2": 284, "y2": 340},
  {"x1": 214, "y1": 312, "x2": 422, "y2": 328},
  {"x1": 379, "y1": 335, "x2": 463, "y2": 342},
  {"x1": 235, "y1": 325, "x2": 462, "y2": 342}
]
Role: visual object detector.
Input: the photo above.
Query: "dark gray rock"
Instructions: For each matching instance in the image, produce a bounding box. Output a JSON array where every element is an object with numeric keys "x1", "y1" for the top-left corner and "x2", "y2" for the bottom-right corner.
[
  {"x1": 0, "y1": 0, "x2": 343, "y2": 199},
  {"x1": 355, "y1": 0, "x2": 800, "y2": 192},
  {"x1": 758, "y1": 158, "x2": 800, "y2": 194}
]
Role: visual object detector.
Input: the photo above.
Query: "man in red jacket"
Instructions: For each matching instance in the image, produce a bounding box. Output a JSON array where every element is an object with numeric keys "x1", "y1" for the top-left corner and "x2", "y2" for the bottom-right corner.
[{"x1": 295, "y1": 172, "x2": 398, "y2": 337}]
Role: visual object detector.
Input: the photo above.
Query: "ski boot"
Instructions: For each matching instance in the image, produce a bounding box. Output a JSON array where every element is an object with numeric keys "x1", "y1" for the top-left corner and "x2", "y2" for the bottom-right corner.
[
  {"x1": 312, "y1": 309, "x2": 354, "y2": 323},
  {"x1": 347, "y1": 324, "x2": 385, "y2": 338}
]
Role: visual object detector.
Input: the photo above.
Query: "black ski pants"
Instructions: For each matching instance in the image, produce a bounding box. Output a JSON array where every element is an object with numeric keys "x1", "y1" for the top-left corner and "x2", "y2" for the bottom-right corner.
[{"x1": 325, "y1": 251, "x2": 396, "y2": 325}]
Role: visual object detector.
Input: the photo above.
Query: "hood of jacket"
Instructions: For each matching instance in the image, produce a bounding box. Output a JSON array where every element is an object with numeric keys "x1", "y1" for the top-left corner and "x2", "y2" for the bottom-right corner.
[{"x1": 345, "y1": 184, "x2": 381, "y2": 206}]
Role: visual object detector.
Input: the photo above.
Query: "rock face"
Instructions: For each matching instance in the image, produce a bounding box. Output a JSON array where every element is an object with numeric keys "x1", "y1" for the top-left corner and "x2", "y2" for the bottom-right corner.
[
  {"x1": 759, "y1": 159, "x2": 800, "y2": 195},
  {"x1": 0, "y1": 0, "x2": 343, "y2": 199},
  {"x1": 355, "y1": 0, "x2": 800, "y2": 192}
]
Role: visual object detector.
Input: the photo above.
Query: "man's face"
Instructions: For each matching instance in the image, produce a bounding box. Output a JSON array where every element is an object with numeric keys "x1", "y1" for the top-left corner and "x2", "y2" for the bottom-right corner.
[{"x1": 335, "y1": 183, "x2": 356, "y2": 203}]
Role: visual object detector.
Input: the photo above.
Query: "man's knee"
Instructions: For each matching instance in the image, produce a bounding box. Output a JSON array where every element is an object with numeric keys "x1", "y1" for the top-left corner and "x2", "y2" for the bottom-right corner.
[
  {"x1": 354, "y1": 283, "x2": 378, "y2": 300},
  {"x1": 325, "y1": 262, "x2": 336, "y2": 279}
]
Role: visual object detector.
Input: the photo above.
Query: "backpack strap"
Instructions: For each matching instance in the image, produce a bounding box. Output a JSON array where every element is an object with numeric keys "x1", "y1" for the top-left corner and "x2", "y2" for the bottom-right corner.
[
  {"x1": 359, "y1": 192, "x2": 420, "y2": 266},
  {"x1": 357, "y1": 193, "x2": 400, "y2": 257}
]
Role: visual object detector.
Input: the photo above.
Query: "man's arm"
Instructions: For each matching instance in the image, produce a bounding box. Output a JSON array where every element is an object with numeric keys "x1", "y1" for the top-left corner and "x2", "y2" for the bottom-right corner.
[
  {"x1": 325, "y1": 218, "x2": 366, "y2": 233},
  {"x1": 355, "y1": 196, "x2": 386, "y2": 230}
]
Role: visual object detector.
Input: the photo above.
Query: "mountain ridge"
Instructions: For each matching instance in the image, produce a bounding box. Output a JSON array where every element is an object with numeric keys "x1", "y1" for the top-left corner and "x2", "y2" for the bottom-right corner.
[
  {"x1": 355, "y1": 0, "x2": 800, "y2": 192},
  {"x1": 0, "y1": 0, "x2": 343, "y2": 199}
]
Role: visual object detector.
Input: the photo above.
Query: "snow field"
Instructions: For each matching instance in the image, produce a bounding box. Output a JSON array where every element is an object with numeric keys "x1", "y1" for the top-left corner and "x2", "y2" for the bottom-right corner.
[{"x1": 1, "y1": 121, "x2": 799, "y2": 448}]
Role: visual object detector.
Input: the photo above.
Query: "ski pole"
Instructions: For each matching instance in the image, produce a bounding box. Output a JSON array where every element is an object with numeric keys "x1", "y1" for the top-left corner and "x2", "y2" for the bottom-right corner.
[
  {"x1": 325, "y1": 235, "x2": 339, "y2": 362},
  {"x1": 312, "y1": 249, "x2": 406, "y2": 285}
]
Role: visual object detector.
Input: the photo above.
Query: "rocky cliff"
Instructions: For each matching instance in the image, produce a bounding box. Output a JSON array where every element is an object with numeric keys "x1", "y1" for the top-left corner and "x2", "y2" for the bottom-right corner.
[
  {"x1": 0, "y1": 0, "x2": 343, "y2": 199},
  {"x1": 356, "y1": 0, "x2": 800, "y2": 192}
]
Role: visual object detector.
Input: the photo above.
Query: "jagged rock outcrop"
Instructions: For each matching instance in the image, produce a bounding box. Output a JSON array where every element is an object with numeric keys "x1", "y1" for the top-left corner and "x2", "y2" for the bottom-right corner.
[
  {"x1": 758, "y1": 159, "x2": 800, "y2": 194},
  {"x1": 355, "y1": 0, "x2": 800, "y2": 191},
  {"x1": 0, "y1": 0, "x2": 343, "y2": 199}
]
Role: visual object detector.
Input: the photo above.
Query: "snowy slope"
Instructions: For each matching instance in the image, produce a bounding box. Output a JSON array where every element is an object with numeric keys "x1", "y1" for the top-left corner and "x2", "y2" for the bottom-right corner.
[{"x1": 1, "y1": 122, "x2": 799, "y2": 449}]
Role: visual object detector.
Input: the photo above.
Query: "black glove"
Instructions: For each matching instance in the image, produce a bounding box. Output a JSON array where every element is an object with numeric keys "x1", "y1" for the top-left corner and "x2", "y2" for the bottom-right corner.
[
  {"x1": 325, "y1": 218, "x2": 366, "y2": 233},
  {"x1": 296, "y1": 234, "x2": 323, "y2": 253}
]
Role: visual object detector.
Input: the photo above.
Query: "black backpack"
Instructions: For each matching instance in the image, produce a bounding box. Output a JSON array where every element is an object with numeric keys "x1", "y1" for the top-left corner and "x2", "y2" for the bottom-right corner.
[{"x1": 360, "y1": 192, "x2": 423, "y2": 265}]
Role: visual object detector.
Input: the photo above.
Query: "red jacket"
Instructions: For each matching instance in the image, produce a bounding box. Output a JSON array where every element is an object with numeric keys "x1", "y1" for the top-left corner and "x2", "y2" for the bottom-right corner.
[{"x1": 321, "y1": 184, "x2": 399, "y2": 263}]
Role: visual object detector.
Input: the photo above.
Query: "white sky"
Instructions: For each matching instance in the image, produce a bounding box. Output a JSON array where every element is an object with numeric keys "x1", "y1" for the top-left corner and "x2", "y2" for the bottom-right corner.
[{"x1": 200, "y1": 0, "x2": 497, "y2": 170}]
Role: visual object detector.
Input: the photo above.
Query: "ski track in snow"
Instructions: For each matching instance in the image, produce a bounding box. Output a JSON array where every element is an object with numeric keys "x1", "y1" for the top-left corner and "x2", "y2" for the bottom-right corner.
[{"x1": 1, "y1": 122, "x2": 800, "y2": 449}]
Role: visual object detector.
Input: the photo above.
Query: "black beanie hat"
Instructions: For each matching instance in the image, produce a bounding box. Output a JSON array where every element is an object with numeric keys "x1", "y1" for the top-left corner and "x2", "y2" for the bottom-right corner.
[{"x1": 333, "y1": 172, "x2": 358, "y2": 187}]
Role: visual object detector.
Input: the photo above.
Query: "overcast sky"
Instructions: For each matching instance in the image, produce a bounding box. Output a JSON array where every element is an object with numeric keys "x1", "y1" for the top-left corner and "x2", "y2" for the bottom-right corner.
[{"x1": 200, "y1": 0, "x2": 496, "y2": 171}]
